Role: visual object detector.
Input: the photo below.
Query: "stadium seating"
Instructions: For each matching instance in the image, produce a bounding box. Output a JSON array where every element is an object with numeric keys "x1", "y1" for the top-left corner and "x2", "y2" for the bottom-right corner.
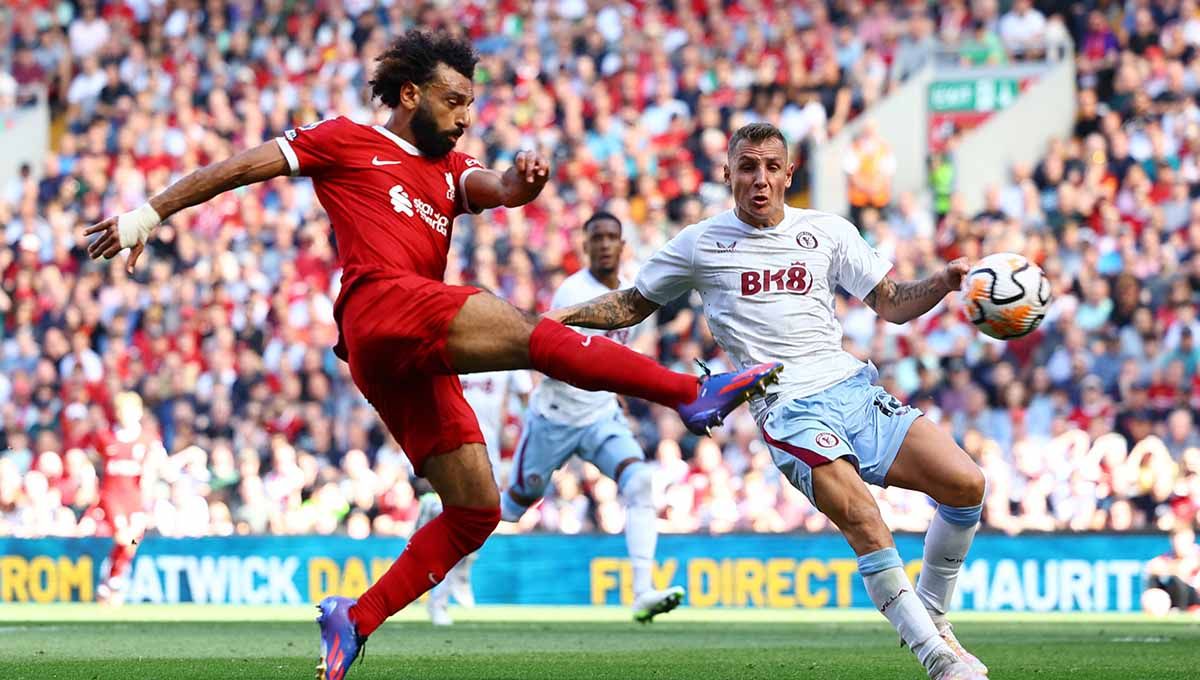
[{"x1": 0, "y1": 0, "x2": 1198, "y2": 542}]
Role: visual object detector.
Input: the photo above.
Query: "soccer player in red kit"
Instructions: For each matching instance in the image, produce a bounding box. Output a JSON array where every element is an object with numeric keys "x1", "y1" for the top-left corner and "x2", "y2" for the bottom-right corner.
[
  {"x1": 84, "y1": 31, "x2": 780, "y2": 678},
  {"x1": 91, "y1": 392, "x2": 163, "y2": 606}
]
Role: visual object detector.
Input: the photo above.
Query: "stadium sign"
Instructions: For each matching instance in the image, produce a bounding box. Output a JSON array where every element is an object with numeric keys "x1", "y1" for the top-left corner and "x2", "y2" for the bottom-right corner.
[
  {"x1": 928, "y1": 78, "x2": 1021, "y2": 113},
  {"x1": 926, "y1": 77, "x2": 1034, "y2": 153},
  {"x1": 0, "y1": 534, "x2": 1161, "y2": 612}
]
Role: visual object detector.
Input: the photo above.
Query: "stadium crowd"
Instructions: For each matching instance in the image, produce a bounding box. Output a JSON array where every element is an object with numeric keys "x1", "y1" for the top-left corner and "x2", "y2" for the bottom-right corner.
[{"x1": 1, "y1": 0, "x2": 1199, "y2": 544}]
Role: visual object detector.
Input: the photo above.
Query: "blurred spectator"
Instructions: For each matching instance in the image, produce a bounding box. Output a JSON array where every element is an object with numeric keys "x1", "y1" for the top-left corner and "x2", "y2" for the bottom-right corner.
[
  {"x1": 844, "y1": 119, "x2": 896, "y2": 224},
  {"x1": 960, "y1": 20, "x2": 1007, "y2": 66},
  {"x1": 999, "y1": 0, "x2": 1047, "y2": 60}
]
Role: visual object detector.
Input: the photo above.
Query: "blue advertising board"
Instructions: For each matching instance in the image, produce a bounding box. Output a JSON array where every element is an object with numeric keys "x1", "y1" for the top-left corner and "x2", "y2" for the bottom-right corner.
[{"x1": 0, "y1": 533, "x2": 1162, "y2": 612}]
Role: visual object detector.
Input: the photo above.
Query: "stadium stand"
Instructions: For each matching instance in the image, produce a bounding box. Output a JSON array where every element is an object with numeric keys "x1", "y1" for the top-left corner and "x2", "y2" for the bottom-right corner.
[{"x1": 1, "y1": 0, "x2": 1198, "y2": 543}]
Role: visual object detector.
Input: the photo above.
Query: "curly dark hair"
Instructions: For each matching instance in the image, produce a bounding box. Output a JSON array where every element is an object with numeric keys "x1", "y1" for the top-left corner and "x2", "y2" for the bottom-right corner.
[{"x1": 369, "y1": 30, "x2": 478, "y2": 108}]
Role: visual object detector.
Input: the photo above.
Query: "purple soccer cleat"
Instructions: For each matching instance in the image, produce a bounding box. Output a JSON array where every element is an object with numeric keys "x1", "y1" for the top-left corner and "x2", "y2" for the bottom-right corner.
[
  {"x1": 677, "y1": 361, "x2": 783, "y2": 436},
  {"x1": 316, "y1": 596, "x2": 365, "y2": 680}
]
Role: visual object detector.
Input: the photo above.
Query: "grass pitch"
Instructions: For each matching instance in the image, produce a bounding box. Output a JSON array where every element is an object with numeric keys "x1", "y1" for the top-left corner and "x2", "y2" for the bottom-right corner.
[{"x1": 0, "y1": 605, "x2": 1196, "y2": 679}]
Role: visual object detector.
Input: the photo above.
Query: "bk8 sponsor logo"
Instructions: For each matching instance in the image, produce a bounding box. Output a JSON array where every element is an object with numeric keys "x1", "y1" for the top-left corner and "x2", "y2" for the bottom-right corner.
[{"x1": 741, "y1": 264, "x2": 812, "y2": 296}]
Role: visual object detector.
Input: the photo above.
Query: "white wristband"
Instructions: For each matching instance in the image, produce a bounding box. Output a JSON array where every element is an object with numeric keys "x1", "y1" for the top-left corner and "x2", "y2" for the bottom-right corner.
[{"x1": 116, "y1": 203, "x2": 162, "y2": 248}]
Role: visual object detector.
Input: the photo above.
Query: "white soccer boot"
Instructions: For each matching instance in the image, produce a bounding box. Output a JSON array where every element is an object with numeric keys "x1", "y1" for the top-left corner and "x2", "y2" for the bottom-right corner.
[
  {"x1": 928, "y1": 648, "x2": 986, "y2": 680},
  {"x1": 428, "y1": 580, "x2": 453, "y2": 626},
  {"x1": 632, "y1": 586, "x2": 685, "y2": 623},
  {"x1": 96, "y1": 582, "x2": 126, "y2": 607},
  {"x1": 428, "y1": 597, "x2": 453, "y2": 626},
  {"x1": 939, "y1": 624, "x2": 988, "y2": 676}
]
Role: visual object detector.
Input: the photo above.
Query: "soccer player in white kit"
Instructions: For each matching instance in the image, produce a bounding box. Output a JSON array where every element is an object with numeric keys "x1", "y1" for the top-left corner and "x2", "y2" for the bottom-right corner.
[
  {"x1": 501, "y1": 212, "x2": 686, "y2": 623},
  {"x1": 548, "y1": 124, "x2": 988, "y2": 679},
  {"x1": 422, "y1": 367, "x2": 531, "y2": 625}
]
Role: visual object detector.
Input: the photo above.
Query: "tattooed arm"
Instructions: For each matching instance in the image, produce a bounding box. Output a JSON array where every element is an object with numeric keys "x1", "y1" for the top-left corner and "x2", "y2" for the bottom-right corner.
[
  {"x1": 545, "y1": 287, "x2": 661, "y2": 330},
  {"x1": 864, "y1": 258, "x2": 970, "y2": 324}
]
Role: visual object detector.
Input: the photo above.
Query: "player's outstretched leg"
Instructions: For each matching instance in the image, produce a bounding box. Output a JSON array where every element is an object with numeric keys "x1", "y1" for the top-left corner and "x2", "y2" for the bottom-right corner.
[
  {"x1": 97, "y1": 539, "x2": 136, "y2": 606},
  {"x1": 812, "y1": 459, "x2": 983, "y2": 680},
  {"x1": 98, "y1": 519, "x2": 142, "y2": 606},
  {"x1": 885, "y1": 418, "x2": 988, "y2": 676},
  {"x1": 447, "y1": 292, "x2": 782, "y2": 433},
  {"x1": 610, "y1": 456, "x2": 683, "y2": 623},
  {"x1": 316, "y1": 445, "x2": 500, "y2": 679}
]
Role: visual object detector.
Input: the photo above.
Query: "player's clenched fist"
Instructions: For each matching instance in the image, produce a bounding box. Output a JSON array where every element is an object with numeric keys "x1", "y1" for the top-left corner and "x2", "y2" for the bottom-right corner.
[{"x1": 939, "y1": 257, "x2": 970, "y2": 292}]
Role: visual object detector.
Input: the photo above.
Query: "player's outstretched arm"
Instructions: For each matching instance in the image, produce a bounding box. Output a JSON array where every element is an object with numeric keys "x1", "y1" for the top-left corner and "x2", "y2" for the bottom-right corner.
[
  {"x1": 865, "y1": 257, "x2": 970, "y2": 324},
  {"x1": 546, "y1": 287, "x2": 660, "y2": 330},
  {"x1": 84, "y1": 141, "x2": 290, "y2": 271},
  {"x1": 463, "y1": 150, "x2": 550, "y2": 210}
]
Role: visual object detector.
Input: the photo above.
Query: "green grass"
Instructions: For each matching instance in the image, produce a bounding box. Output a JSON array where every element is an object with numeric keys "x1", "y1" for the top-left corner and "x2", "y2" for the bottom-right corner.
[{"x1": 0, "y1": 605, "x2": 1197, "y2": 679}]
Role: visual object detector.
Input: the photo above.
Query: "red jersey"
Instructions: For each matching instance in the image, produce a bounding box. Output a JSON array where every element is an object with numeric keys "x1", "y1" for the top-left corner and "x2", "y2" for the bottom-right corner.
[
  {"x1": 95, "y1": 427, "x2": 157, "y2": 499},
  {"x1": 274, "y1": 117, "x2": 484, "y2": 294}
]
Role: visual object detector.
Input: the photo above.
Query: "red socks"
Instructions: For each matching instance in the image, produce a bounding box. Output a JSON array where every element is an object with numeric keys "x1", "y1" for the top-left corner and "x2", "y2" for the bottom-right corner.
[
  {"x1": 528, "y1": 319, "x2": 698, "y2": 408},
  {"x1": 349, "y1": 505, "x2": 499, "y2": 638},
  {"x1": 106, "y1": 542, "x2": 136, "y2": 583}
]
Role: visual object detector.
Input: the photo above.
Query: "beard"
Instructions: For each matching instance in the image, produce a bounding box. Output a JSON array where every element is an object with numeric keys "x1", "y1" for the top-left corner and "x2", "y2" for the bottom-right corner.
[{"x1": 411, "y1": 102, "x2": 459, "y2": 157}]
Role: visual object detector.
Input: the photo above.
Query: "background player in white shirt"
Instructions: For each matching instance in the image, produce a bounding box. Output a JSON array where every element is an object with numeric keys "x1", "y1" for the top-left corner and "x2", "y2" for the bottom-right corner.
[
  {"x1": 548, "y1": 124, "x2": 988, "y2": 680},
  {"x1": 502, "y1": 212, "x2": 686, "y2": 623},
  {"x1": 422, "y1": 367, "x2": 531, "y2": 625}
]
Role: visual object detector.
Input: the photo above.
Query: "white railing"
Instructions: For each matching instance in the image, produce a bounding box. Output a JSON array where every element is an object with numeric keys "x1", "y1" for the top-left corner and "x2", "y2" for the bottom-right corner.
[
  {"x1": 808, "y1": 42, "x2": 1075, "y2": 219},
  {"x1": 0, "y1": 86, "x2": 50, "y2": 192}
]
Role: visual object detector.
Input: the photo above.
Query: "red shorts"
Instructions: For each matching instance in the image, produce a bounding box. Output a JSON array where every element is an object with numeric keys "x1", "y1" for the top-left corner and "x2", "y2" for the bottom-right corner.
[{"x1": 337, "y1": 274, "x2": 485, "y2": 471}]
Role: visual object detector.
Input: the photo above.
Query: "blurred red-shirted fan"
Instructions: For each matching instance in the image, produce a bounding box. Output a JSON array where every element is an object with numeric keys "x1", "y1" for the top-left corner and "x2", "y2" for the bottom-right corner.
[{"x1": 85, "y1": 392, "x2": 164, "y2": 606}]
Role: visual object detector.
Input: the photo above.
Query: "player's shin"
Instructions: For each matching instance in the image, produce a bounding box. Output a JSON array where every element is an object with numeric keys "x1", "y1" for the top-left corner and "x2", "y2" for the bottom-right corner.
[
  {"x1": 528, "y1": 320, "x2": 698, "y2": 408},
  {"x1": 917, "y1": 503, "x2": 982, "y2": 629},
  {"x1": 859, "y1": 547, "x2": 950, "y2": 673},
  {"x1": 619, "y1": 463, "x2": 657, "y2": 596},
  {"x1": 349, "y1": 505, "x2": 499, "y2": 638}
]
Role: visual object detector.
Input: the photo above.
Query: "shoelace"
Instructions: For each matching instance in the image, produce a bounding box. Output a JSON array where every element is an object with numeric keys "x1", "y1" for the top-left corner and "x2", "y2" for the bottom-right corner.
[{"x1": 694, "y1": 358, "x2": 713, "y2": 380}]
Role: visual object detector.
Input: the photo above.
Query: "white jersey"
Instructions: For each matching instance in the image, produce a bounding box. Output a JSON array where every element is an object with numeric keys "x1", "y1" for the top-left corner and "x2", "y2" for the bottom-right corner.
[
  {"x1": 634, "y1": 206, "x2": 891, "y2": 421},
  {"x1": 531, "y1": 269, "x2": 643, "y2": 426},
  {"x1": 461, "y1": 370, "x2": 532, "y2": 461}
]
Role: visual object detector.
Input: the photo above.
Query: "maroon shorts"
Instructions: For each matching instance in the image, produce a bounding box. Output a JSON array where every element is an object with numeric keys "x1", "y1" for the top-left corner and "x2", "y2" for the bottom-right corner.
[{"x1": 337, "y1": 274, "x2": 485, "y2": 471}]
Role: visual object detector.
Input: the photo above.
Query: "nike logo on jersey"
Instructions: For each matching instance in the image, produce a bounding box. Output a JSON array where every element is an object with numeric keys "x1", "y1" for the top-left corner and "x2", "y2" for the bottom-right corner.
[
  {"x1": 581, "y1": 336, "x2": 593, "y2": 347},
  {"x1": 428, "y1": 571, "x2": 441, "y2": 585},
  {"x1": 372, "y1": 156, "x2": 403, "y2": 166}
]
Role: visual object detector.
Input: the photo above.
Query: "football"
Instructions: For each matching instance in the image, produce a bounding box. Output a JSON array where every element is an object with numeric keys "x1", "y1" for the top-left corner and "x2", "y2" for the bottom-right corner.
[{"x1": 961, "y1": 252, "x2": 1052, "y2": 340}]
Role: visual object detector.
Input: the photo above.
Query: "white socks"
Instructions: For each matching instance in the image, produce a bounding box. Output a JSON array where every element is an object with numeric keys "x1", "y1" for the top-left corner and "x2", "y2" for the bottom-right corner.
[
  {"x1": 619, "y1": 463, "x2": 657, "y2": 596},
  {"x1": 859, "y1": 547, "x2": 949, "y2": 672},
  {"x1": 917, "y1": 504, "x2": 981, "y2": 630}
]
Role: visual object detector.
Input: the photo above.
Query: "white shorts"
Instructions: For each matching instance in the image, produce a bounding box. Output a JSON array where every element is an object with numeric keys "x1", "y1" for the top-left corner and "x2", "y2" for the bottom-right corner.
[
  {"x1": 762, "y1": 364, "x2": 921, "y2": 504},
  {"x1": 509, "y1": 409, "x2": 644, "y2": 499}
]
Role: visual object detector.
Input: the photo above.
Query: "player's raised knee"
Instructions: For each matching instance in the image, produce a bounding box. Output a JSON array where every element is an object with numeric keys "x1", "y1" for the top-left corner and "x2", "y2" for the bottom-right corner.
[{"x1": 944, "y1": 464, "x2": 986, "y2": 509}]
